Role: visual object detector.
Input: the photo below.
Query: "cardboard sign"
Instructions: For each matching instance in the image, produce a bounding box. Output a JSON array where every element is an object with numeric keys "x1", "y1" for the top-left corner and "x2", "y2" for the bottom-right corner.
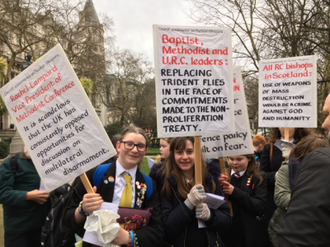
[
  {"x1": 258, "y1": 55, "x2": 317, "y2": 127},
  {"x1": 0, "y1": 44, "x2": 116, "y2": 192},
  {"x1": 202, "y1": 67, "x2": 253, "y2": 158},
  {"x1": 153, "y1": 25, "x2": 235, "y2": 137}
]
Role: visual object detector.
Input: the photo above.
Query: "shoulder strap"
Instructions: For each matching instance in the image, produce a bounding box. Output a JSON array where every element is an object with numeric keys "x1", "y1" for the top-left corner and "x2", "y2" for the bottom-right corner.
[
  {"x1": 93, "y1": 163, "x2": 153, "y2": 199},
  {"x1": 93, "y1": 163, "x2": 111, "y2": 188},
  {"x1": 10, "y1": 153, "x2": 20, "y2": 174},
  {"x1": 141, "y1": 173, "x2": 153, "y2": 200}
]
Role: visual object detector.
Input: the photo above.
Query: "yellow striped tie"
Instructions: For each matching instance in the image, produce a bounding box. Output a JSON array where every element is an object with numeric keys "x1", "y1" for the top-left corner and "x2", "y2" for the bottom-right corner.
[{"x1": 120, "y1": 173, "x2": 133, "y2": 207}]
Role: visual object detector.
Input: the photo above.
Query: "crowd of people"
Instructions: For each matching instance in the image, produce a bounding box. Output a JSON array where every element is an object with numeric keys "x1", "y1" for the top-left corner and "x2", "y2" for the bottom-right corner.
[{"x1": 2, "y1": 94, "x2": 330, "y2": 247}]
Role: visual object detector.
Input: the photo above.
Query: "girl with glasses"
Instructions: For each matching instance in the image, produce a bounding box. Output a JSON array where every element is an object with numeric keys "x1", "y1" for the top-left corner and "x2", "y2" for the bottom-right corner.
[{"x1": 64, "y1": 125, "x2": 164, "y2": 247}]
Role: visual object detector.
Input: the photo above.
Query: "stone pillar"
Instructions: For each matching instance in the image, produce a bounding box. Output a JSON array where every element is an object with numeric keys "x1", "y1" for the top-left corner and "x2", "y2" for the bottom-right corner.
[{"x1": 9, "y1": 130, "x2": 24, "y2": 155}]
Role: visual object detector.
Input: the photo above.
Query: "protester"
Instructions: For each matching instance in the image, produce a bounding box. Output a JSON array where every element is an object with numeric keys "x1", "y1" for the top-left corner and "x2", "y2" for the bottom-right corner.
[
  {"x1": 252, "y1": 134, "x2": 267, "y2": 166},
  {"x1": 63, "y1": 125, "x2": 164, "y2": 246},
  {"x1": 259, "y1": 127, "x2": 311, "y2": 224},
  {"x1": 149, "y1": 138, "x2": 173, "y2": 192},
  {"x1": 219, "y1": 154, "x2": 270, "y2": 247},
  {"x1": 268, "y1": 133, "x2": 329, "y2": 247},
  {"x1": 277, "y1": 94, "x2": 330, "y2": 246},
  {"x1": 160, "y1": 136, "x2": 231, "y2": 247},
  {"x1": 0, "y1": 146, "x2": 51, "y2": 247}
]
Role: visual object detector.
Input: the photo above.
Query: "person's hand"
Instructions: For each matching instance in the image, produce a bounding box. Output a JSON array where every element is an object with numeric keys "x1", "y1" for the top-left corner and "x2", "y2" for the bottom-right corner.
[
  {"x1": 221, "y1": 180, "x2": 235, "y2": 195},
  {"x1": 111, "y1": 228, "x2": 130, "y2": 246},
  {"x1": 81, "y1": 186, "x2": 103, "y2": 214},
  {"x1": 196, "y1": 203, "x2": 211, "y2": 221},
  {"x1": 26, "y1": 189, "x2": 49, "y2": 204},
  {"x1": 281, "y1": 142, "x2": 295, "y2": 159},
  {"x1": 218, "y1": 174, "x2": 229, "y2": 185},
  {"x1": 184, "y1": 185, "x2": 206, "y2": 210}
]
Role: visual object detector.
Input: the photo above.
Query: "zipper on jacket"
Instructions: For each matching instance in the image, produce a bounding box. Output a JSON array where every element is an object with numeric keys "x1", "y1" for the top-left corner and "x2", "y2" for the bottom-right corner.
[
  {"x1": 215, "y1": 232, "x2": 220, "y2": 247},
  {"x1": 183, "y1": 227, "x2": 188, "y2": 247},
  {"x1": 206, "y1": 230, "x2": 211, "y2": 247}
]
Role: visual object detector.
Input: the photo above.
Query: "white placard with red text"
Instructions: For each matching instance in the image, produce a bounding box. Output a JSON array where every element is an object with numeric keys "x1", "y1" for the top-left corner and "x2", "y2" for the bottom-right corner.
[
  {"x1": 0, "y1": 44, "x2": 116, "y2": 192},
  {"x1": 258, "y1": 55, "x2": 317, "y2": 128},
  {"x1": 153, "y1": 25, "x2": 235, "y2": 137},
  {"x1": 202, "y1": 67, "x2": 253, "y2": 158}
]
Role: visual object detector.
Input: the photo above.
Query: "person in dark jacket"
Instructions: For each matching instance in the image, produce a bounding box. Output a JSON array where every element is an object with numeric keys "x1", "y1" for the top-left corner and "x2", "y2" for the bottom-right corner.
[
  {"x1": 260, "y1": 127, "x2": 311, "y2": 224},
  {"x1": 0, "y1": 146, "x2": 51, "y2": 247},
  {"x1": 252, "y1": 134, "x2": 267, "y2": 166},
  {"x1": 277, "y1": 94, "x2": 330, "y2": 247},
  {"x1": 219, "y1": 154, "x2": 270, "y2": 247},
  {"x1": 63, "y1": 125, "x2": 164, "y2": 247},
  {"x1": 160, "y1": 136, "x2": 231, "y2": 247},
  {"x1": 268, "y1": 133, "x2": 329, "y2": 247}
]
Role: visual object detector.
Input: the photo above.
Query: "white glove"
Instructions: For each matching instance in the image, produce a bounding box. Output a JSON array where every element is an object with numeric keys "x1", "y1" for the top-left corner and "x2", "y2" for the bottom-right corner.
[
  {"x1": 281, "y1": 142, "x2": 295, "y2": 159},
  {"x1": 184, "y1": 185, "x2": 206, "y2": 210},
  {"x1": 196, "y1": 203, "x2": 211, "y2": 221}
]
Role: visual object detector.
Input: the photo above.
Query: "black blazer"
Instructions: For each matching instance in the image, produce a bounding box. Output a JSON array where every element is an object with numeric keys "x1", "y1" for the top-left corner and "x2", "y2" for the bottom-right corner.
[
  {"x1": 63, "y1": 163, "x2": 164, "y2": 247},
  {"x1": 223, "y1": 172, "x2": 270, "y2": 247}
]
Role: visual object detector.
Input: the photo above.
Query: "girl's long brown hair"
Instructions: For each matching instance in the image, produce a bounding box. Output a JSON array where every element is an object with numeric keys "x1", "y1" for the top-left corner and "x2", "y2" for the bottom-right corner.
[
  {"x1": 290, "y1": 133, "x2": 329, "y2": 161},
  {"x1": 161, "y1": 137, "x2": 216, "y2": 200}
]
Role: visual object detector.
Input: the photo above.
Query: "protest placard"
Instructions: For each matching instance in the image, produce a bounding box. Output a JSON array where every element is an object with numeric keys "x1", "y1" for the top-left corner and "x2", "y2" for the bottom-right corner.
[
  {"x1": 201, "y1": 67, "x2": 253, "y2": 159},
  {"x1": 258, "y1": 55, "x2": 317, "y2": 128},
  {"x1": 0, "y1": 44, "x2": 116, "y2": 192},
  {"x1": 153, "y1": 25, "x2": 235, "y2": 137}
]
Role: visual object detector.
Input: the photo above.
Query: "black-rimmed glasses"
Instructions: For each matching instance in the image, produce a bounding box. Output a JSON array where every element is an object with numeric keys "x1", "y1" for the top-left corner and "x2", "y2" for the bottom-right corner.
[{"x1": 120, "y1": 141, "x2": 147, "y2": 152}]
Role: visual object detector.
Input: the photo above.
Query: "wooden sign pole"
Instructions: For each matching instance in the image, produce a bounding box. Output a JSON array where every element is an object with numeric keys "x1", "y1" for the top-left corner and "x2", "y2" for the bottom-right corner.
[
  {"x1": 219, "y1": 157, "x2": 233, "y2": 216},
  {"x1": 80, "y1": 173, "x2": 94, "y2": 193},
  {"x1": 284, "y1": 128, "x2": 290, "y2": 141},
  {"x1": 194, "y1": 136, "x2": 203, "y2": 185}
]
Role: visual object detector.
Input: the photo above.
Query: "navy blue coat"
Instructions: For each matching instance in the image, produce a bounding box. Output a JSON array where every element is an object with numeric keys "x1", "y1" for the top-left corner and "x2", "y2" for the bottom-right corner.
[
  {"x1": 161, "y1": 173, "x2": 231, "y2": 247},
  {"x1": 223, "y1": 172, "x2": 270, "y2": 247}
]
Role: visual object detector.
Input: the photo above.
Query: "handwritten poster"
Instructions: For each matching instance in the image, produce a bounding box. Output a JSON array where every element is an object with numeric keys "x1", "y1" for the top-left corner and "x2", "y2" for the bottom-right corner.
[
  {"x1": 153, "y1": 25, "x2": 235, "y2": 137},
  {"x1": 0, "y1": 44, "x2": 116, "y2": 192},
  {"x1": 258, "y1": 55, "x2": 317, "y2": 128},
  {"x1": 202, "y1": 67, "x2": 253, "y2": 158}
]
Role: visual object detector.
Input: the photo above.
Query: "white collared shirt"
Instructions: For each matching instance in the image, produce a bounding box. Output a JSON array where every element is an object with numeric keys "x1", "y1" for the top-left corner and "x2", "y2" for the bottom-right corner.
[
  {"x1": 113, "y1": 160, "x2": 137, "y2": 207},
  {"x1": 231, "y1": 169, "x2": 246, "y2": 177}
]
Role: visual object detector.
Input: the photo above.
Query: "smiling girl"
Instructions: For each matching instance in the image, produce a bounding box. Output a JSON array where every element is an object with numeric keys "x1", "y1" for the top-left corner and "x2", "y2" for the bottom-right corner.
[
  {"x1": 219, "y1": 154, "x2": 269, "y2": 247},
  {"x1": 63, "y1": 125, "x2": 164, "y2": 247},
  {"x1": 160, "y1": 136, "x2": 231, "y2": 247}
]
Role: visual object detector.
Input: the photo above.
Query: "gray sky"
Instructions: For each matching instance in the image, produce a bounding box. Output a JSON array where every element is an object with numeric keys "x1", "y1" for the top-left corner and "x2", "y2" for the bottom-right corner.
[{"x1": 93, "y1": 0, "x2": 193, "y2": 65}]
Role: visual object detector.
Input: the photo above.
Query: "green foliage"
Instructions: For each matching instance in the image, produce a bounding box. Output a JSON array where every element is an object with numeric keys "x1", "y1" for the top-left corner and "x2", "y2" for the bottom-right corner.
[
  {"x1": 146, "y1": 147, "x2": 160, "y2": 155},
  {"x1": 0, "y1": 57, "x2": 7, "y2": 113},
  {"x1": 104, "y1": 122, "x2": 123, "y2": 139},
  {"x1": 0, "y1": 96, "x2": 7, "y2": 114},
  {"x1": 141, "y1": 158, "x2": 150, "y2": 175},
  {"x1": 80, "y1": 77, "x2": 94, "y2": 97},
  {"x1": 0, "y1": 140, "x2": 10, "y2": 159}
]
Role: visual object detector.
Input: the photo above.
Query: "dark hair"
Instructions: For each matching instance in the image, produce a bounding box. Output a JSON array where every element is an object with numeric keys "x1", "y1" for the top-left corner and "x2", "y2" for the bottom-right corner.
[
  {"x1": 290, "y1": 134, "x2": 329, "y2": 161},
  {"x1": 111, "y1": 134, "x2": 121, "y2": 147},
  {"x1": 268, "y1": 128, "x2": 311, "y2": 144},
  {"x1": 161, "y1": 137, "x2": 215, "y2": 200}
]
